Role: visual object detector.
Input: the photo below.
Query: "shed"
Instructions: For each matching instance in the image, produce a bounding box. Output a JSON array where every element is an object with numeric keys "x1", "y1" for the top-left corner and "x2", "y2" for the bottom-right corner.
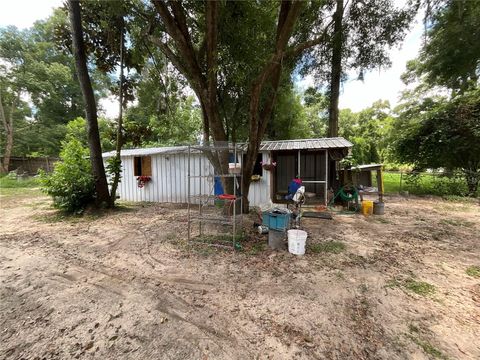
[
  {"x1": 102, "y1": 137, "x2": 352, "y2": 208},
  {"x1": 341, "y1": 163, "x2": 384, "y2": 202}
]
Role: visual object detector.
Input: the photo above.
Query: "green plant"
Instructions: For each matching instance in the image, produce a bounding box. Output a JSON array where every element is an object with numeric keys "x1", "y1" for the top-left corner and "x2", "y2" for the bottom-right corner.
[
  {"x1": 466, "y1": 265, "x2": 480, "y2": 278},
  {"x1": 339, "y1": 156, "x2": 358, "y2": 169},
  {"x1": 39, "y1": 139, "x2": 95, "y2": 213},
  {"x1": 407, "y1": 322, "x2": 449, "y2": 359},
  {"x1": 106, "y1": 156, "x2": 122, "y2": 186},
  {"x1": 404, "y1": 279, "x2": 436, "y2": 296},
  {"x1": 309, "y1": 241, "x2": 346, "y2": 254},
  {"x1": 385, "y1": 277, "x2": 436, "y2": 297}
]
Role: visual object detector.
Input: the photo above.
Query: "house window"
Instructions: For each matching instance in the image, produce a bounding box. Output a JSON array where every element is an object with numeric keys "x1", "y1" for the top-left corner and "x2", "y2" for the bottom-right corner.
[
  {"x1": 243, "y1": 153, "x2": 263, "y2": 176},
  {"x1": 133, "y1": 156, "x2": 152, "y2": 176}
]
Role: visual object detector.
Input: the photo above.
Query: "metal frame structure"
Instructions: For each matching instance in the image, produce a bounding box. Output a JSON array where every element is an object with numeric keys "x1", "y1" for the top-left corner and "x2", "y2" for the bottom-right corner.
[{"x1": 187, "y1": 143, "x2": 244, "y2": 249}]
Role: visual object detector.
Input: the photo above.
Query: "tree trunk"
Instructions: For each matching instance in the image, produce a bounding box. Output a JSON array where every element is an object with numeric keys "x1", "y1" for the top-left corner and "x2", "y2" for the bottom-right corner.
[
  {"x1": 68, "y1": 0, "x2": 111, "y2": 207},
  {"x1": 150, "y1": 0, "x2": 304, "y2": 212},
  {"x1": 242, "y1": 1, "x2": 303, "y2": 212},
  {"x1": 243, "y1": 64, "x2": 283, "y2": 212},
  {"x1": 326, "y1": 0, "x2": 344, "y2": 195},
  {"x1": 0, "y1": 91, "x2": 14, "y2": 174},
  {"x1": 327, "y1": 0, "x2": 344, "y2": 138},
  {"x1": 109, "y1": 21, "x2": 125, "y2": 206}
]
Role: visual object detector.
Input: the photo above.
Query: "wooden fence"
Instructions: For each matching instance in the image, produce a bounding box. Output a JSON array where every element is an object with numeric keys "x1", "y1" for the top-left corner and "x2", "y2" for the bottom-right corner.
[{"x1": 1, "y1": 156, "x2": 58, "y2": 175}]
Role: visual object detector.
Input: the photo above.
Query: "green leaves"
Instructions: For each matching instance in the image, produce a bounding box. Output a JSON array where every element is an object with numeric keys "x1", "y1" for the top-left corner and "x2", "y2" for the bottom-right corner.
[
  {"x1": 407, "y1": 0, "x2": 480, "y2": 93},
  {"x1": 338, "y1": 100, "x2": 393, "y2": 164},
  {"x1": 40, "y1": 139, "x2": 95, "y2": 213},
  {"x1": 392, "y1": 89, "x2": 480, "y2": 195}
]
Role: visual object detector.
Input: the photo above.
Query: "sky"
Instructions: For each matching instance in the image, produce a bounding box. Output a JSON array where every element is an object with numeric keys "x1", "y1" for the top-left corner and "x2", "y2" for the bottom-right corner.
[{"x1": 0, "y1": 0, "x2": 423, "y2": 116}]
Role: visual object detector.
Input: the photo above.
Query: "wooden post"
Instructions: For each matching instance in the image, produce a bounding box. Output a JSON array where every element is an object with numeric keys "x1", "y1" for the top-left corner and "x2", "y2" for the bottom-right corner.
[
  {"x1": 400, "y1": 171, "x2": 403, "y2": 193},
  {"x1": 297, "y1": 149, "x2": 301, "y2": 178},
  {"x1": 378, "y1": 168, "x2": 384, "y2": 202}
]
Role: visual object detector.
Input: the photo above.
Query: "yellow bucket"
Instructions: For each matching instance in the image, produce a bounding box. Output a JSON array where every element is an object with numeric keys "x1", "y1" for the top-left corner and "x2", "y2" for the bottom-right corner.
[{"x1": 362, "y1": 200, "x2": 374, "y2": 216}]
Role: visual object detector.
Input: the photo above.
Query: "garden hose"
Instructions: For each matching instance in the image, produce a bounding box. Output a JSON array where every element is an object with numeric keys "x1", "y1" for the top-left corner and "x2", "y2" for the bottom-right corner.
[
  {"x1": 328, "y1": 185, "x2": 360, "y2": 213},
  {"x1": 338, "y1": 186, "x2": 359, "y2": 202}
]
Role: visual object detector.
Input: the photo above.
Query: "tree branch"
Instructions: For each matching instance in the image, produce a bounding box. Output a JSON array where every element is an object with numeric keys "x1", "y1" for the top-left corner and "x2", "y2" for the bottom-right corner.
[
  {"x1": 151, "y1": 1, "x2": 202, "y2": 73},
  {"x1": 286, "y1": 19, "x2": 334, "y2": 58},
  {"x1": 168, "y1": 1, "x2": 191, "y2": 44},
  {"x1": 148, "y1": 35, "x2": 200, "y2": 95}
]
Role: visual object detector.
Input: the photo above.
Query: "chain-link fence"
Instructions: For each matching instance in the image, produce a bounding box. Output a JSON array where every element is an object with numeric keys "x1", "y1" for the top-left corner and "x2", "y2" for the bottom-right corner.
[{"x1": 379, "y1": 170, "x2": 479, "y2": 197}]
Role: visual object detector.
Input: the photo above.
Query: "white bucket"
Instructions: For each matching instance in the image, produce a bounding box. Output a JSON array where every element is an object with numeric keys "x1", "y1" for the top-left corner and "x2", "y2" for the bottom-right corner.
[{"x1": 287, "y1": 229, "x2": 307, "y2": 255}]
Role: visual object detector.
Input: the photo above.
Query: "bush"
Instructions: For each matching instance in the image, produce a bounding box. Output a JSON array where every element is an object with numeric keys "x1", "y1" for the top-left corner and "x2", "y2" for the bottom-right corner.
[{"x1": 39, "y1": 139, "x2": 95, "y2": 213}]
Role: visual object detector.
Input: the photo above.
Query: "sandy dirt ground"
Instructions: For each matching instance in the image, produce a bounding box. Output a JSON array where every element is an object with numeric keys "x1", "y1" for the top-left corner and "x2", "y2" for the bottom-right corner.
[{"x1": 1, "y1": 189, "x2": 479, "y2": 360}]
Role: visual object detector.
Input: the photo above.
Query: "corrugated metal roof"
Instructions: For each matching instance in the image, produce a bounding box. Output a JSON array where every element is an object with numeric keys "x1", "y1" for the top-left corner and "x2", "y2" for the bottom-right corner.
[
  {"x1": 351, "y1": 163, "x2": 383, "y2": 171},
  {"x1": 258, "y1": 137, "x2": 352, "y2": 151},
  {"x1": 102, "y1": 137, "x2": 352, "y2": 158},
  {"x1": 102, "y1": 146, "x2": 190, "y2": 158}
]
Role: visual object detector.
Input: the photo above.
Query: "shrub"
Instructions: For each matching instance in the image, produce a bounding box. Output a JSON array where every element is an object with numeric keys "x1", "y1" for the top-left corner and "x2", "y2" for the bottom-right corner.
[{"x1": 39, "y1": 139, "x2": 95, "y2": 213}]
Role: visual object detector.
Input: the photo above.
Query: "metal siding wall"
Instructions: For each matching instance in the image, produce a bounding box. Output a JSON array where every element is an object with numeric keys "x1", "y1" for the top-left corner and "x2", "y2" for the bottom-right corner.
[
  {"x1": 115, "y1": 156, "x2": 134, "y2": 202},
  {"x1": 116, "y1": 151, "x2": 269, "y2": 204}
]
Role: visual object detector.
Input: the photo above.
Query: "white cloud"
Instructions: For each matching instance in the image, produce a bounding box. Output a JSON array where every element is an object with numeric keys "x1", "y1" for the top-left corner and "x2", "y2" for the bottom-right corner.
[
  {"x1": 0, "y1": 0, "x2": 63, "y2": 29},
  {"x1": 98, "y1": 96, "x2": 120, "y2": 119},
  {"x1": 297, "y1": 11, "x2": 425, "y2": 112},
  {"x1": 339, "y1": 19, "x2": 423, "y2": 111}
]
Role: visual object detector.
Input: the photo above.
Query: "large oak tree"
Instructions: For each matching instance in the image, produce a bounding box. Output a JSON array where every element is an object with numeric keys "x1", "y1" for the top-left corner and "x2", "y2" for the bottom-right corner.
[{"x1": 147, "y1": 0, "x2": 332, "y2": 210}]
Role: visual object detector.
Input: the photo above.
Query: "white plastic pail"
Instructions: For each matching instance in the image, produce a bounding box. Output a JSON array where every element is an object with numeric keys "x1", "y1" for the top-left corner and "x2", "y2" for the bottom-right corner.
[{"x1": 287, "y1": 229, "x2": 307, "y2": 255}]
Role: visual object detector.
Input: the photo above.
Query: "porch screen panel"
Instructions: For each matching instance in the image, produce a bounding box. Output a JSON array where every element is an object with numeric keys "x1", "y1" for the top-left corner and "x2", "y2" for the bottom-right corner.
[
  {"x1": 300, "y1": 151, "x2": 326, "y2": 201},
  {"x1": 275, "y1": 153, "x2": 296, "y2": 193}
]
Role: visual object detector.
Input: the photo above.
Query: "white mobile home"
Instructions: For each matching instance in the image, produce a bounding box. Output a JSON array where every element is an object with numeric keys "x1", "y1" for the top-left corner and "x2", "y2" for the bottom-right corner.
[{"x1": 102, "y1": 137, "x2": 352, "y2": 208}]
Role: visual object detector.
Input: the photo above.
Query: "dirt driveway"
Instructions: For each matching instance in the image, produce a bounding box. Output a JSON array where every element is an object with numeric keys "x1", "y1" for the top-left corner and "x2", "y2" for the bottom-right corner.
[{"x1": 1, "y1": 190, "x2": 479, "y2": 360}]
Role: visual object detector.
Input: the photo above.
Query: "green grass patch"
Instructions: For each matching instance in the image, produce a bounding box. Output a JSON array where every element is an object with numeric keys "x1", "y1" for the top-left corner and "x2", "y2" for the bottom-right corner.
[
  {"x1": 407, "y1": 334, "x2": 448, "y2": 359},
  {"x1": 309, "y1": 241, "x2": 345, "y2": 254},
  {"x1": 0, "y1": 186, "x2": 42, "y2": 197},
  {"x1": 404, "y1": 279, "x2": 436, "y2": 296},
  {"x1": 381, "y1": 172, "x2": 402, "y2": 193},
  {"x1": 0, "y1": 175, "x2": 42, "y2": 198},
  {"x1": 406, "y1": 325, "x2": 448, "y2": 360},
  {"x1": 466, "y1": 265, "x2": 480, "y2": 278},
  {"x1": 386, "y1": 278, "x2": 436, "y2": 297},
  {"x1": 378, "y1": 172, "x2": 478, "y2": 197},
  {"x1": 247, "y1": 241, "x2": 267, "y2": 255},
  {"x1": 0, "y1": 175, "x2": 39, "y2": 189}
]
